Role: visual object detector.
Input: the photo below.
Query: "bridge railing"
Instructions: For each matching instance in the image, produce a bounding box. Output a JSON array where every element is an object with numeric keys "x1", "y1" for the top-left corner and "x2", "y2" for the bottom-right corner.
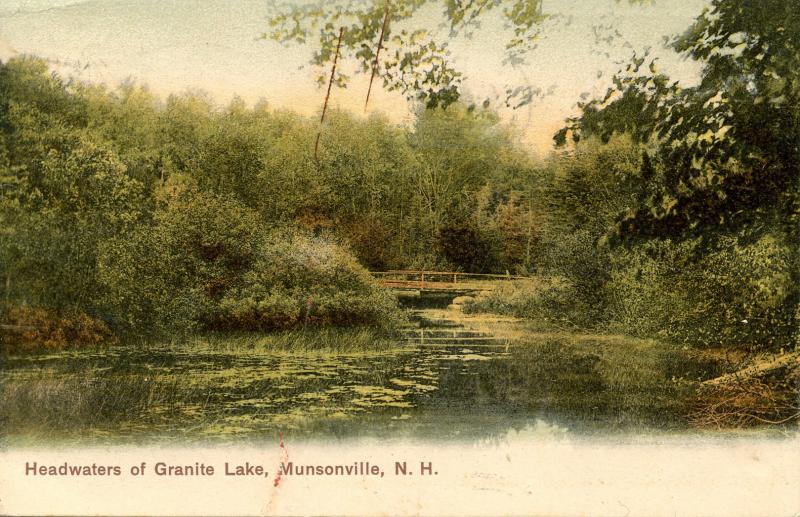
[{"x1": 370, "y1": 270, "x2": 528, "y2": 291}]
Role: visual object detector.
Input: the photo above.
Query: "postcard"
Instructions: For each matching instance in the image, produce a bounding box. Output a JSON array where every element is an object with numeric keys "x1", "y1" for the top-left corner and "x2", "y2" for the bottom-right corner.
[{"x1": 0, "y1": 0, "x2": 798, "y2": 515}]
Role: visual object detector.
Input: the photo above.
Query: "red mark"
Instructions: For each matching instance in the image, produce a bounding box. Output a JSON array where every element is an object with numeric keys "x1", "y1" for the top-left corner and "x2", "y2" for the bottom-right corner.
[{"x1": 273, "y1": 432, "x2": 289, "y2": 488}]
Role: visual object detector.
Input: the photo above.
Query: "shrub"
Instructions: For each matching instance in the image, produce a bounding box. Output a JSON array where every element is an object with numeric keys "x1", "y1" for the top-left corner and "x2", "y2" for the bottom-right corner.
[
  {"x1": 470, "y1": 227, "x2": 616, "y2": 329},
  {"x1": 604, "y1": 239, "x2": 697, "y2": 339},
  {"x1": 99, "y1": 187, "x2": 403, "y2": 335},
  {"x1": 606, "y1": 231, "x2": 797, "y2": 351},
  {"x1": 341, "y1": 214, "x2": 401, "y2": 271},
  {"x1": 0, "y1": 305, "x2": 115, "y2": 353},
  {"x1": 437, "y1": 218, "x2": 500, "y2": 273},
  {"x1": 2, "y1": 139, "x2": 145, "y2": 313},
  {"x1": 97, "y1": 185, "x2": 261, "y2": 334},
  {"x1": 680, "y1": 232, "x2": 797, "y2": 350},
  {"x1": 211, "y1": 230, "x2": 402, "y2": 331},
  {"x1": 536, "y1": 229, "x2": 615, "y2": 327},
  {"x1": 469, "y1": 226, "x2": 797, "y2": 353},
  {"x1": 463, "y1": 277, "x2": 584, "y2": 328}
]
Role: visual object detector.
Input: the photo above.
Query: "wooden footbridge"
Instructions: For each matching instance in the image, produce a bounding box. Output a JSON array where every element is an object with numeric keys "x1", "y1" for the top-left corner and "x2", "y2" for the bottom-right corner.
[{"x1": 371, "y1": 270, "x2": 526, "y2": 295}]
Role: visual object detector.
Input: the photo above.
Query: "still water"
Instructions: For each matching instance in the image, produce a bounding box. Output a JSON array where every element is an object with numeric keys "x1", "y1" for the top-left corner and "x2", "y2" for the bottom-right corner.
[{"x1": 0, "y1": 309, "x2": 721, "y2": 444}]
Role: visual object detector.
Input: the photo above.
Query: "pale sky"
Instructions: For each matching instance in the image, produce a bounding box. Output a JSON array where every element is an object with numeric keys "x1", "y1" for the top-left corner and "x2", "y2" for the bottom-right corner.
[{"x1": 0, "y1": 0, "x2": 708, "y2": 154}]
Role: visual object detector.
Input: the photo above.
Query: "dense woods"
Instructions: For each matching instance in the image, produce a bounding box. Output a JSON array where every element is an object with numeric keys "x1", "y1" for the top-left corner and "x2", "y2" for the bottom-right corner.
[
  {"x1": 0, "y1": 0, "x2": 797, "y2": 444},
  {"x1": 0, "y1": 0, "x2": 797, "y2": 358},
  {"x1": 0, "y1": 56, "x2": 539, "y2": 342}
]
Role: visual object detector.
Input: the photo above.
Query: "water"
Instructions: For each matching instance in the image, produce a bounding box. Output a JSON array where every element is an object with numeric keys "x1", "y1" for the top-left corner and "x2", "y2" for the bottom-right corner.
[{"x1": 0, "y1": 308, "x2": 722, "y2": 444}]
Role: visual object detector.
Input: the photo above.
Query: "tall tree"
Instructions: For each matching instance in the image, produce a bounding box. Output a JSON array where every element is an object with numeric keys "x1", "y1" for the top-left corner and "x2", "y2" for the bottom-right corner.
[{"x1": 557, "y1": 0, "x2": 799, "y2": 243}]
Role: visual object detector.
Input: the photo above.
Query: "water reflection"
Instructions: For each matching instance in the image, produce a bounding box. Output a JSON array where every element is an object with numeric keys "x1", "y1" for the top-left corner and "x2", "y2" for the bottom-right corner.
[{"x1": 0, "y1": 309, "x2": 719, "y2": 443}]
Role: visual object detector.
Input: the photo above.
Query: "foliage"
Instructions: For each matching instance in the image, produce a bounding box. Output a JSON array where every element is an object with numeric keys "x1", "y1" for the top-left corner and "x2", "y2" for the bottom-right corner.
[
  {"x1": 462, "y1": 277, "x2": 580, "y2": 328},
  {"x1": 98, "y1": 185, "x2": 402, "y2": 335},
  {"x1": 558, "y1": 0, "x2": 800, "y2": 243},
  {"x1": 463, "y1": 132, "x2": 797, "y2": 352},
  {"x1": 1, "y1": 56, "x2": 536, "y2": 343},
  {"x1": 1, "y1": 37, "x2": 796, "y2": 355},
  {"x1": 3, "y1": 138, "x2": 145, "y2": 311},
  {"x1": 97, "y1": 186, "x2": 261, "y2": 333},
  {"x1": 265, "y1": 0, "x2": 649, "y2": 108},
  {"x1": 532, "y1": 137, "x2": 643, "y2": 325},
  {"x1": 606, "y1": 231, "x2": 797, "y2": 350},
  {"x1": 213, "y1": 230, "x2": 403, "y2": 331},
  {"x1": 436, "y1": 218, "x2": 496, "y2": 273},
  {"x1": 546, "y1": 0, "x2": 800, "y2": 350},
  {"x1": 0, "y1": 306, "x2": 115, "y2": 353}
]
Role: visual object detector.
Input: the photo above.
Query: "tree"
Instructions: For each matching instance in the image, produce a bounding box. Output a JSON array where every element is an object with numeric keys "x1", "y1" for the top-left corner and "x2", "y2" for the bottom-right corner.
[
  {"x1": 265, "y1": 0, "x2": 649, "y2": 109},
  {"x1": 4, "y1": 139, "x2": 144, "y2": 311},
  {"x1": 557, "y1": 0, "x2": 799, "y2": 243},
  {"x1": 97, "y1": 185, "x2": 261, "y2": 332},
  {"x1": 552, "y1": 0, "x2": 799, "y2": 348},
  {"x1": 409, "y1": 104, "x2": 504, "y2": 229}
]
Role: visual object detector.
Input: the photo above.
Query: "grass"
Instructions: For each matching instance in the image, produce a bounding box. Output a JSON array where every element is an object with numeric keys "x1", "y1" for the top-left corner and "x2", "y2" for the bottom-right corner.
[
  {"x1": 0, "y1": 325, "x2": 403, "y2": 357},
  {"x1": 185, "y1": 326, "x2": 402, "y2": 353},
  {"x1": 0, "y1": 370, "x2": 210, "y2": 439},
  {"x1": 0, "y1": 325, "x2": 404, "y2": 442}
]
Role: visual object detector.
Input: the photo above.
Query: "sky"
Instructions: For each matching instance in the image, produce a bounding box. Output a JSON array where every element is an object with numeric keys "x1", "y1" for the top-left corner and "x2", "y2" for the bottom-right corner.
[{"x1": 0, "y1": 0, "x2": 709, "y2": 155}]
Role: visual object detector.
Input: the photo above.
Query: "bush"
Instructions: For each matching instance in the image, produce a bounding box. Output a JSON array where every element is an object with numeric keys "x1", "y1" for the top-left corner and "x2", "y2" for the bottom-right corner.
[
  {"x1": 468, "y1": 226, "x2": 797, "y2": 353},
  {"x1": 0, "y1": 305, "x2": 115, "y2": 353},
  {"x1": 211, "y1": 230, "x2": 402, "y2": 331},
  {"x1": 681, "y1": 232, "x2": 797, "y2": 350},
  {"x1": 97, "y1": 185, "x2": 261, "y2": 334},
  {"x1": 606, "y1": 231, "x2": 797, "y2": 351},
  {"x1": 98, "y1": 186, "x2": 403, "y2": 335},
  {"x1": 463, "y1": 277, "x2": 583, "y2": 328},
  {"x1": 536, "y1": 229, "x2": 615, "y2": 327},
  {"x1": 341, "y1": 214, "x2": 400, "y2": 270},
  {"x1": 604, "y1": 239, "x2": 696, "y2": 339},
  {"x1": 437, "y1": 218, "x2": 500, "y2": 273},
  {"x1": 2, "y1": 139, "x2": 145, "y2": 313}
]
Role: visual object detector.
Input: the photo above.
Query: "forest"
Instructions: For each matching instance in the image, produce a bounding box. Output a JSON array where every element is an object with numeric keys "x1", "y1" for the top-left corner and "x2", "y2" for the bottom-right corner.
[{"x1": 0, "y1": 0, "x2": 797, "y2": 434}]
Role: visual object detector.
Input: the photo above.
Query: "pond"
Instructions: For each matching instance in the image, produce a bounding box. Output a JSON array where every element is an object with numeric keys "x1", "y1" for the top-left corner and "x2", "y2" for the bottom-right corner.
[{"x1": 0, "y1": 307, "x2": 724, "y2": 445}]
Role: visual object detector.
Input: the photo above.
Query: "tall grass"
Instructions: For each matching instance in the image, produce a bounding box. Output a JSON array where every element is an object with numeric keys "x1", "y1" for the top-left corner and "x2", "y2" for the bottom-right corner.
[
  {"x1": 0, "y1": 326, "x2": 402, "y2": 439},
  {"x1": 0, "y1": 371, "x2": 209, "y2": 437},
  {"x1": 185, "y1": 326, "x2": 401, "y2": 353}
]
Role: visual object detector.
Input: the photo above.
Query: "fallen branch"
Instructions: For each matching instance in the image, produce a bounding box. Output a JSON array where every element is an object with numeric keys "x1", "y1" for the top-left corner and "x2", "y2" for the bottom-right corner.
[
  {"x1": 690, "y1": 360, "x2": 799, "y2": 429},
  {"x1": 702, "y1": 351, "x2": 800, "y2": 387}
]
